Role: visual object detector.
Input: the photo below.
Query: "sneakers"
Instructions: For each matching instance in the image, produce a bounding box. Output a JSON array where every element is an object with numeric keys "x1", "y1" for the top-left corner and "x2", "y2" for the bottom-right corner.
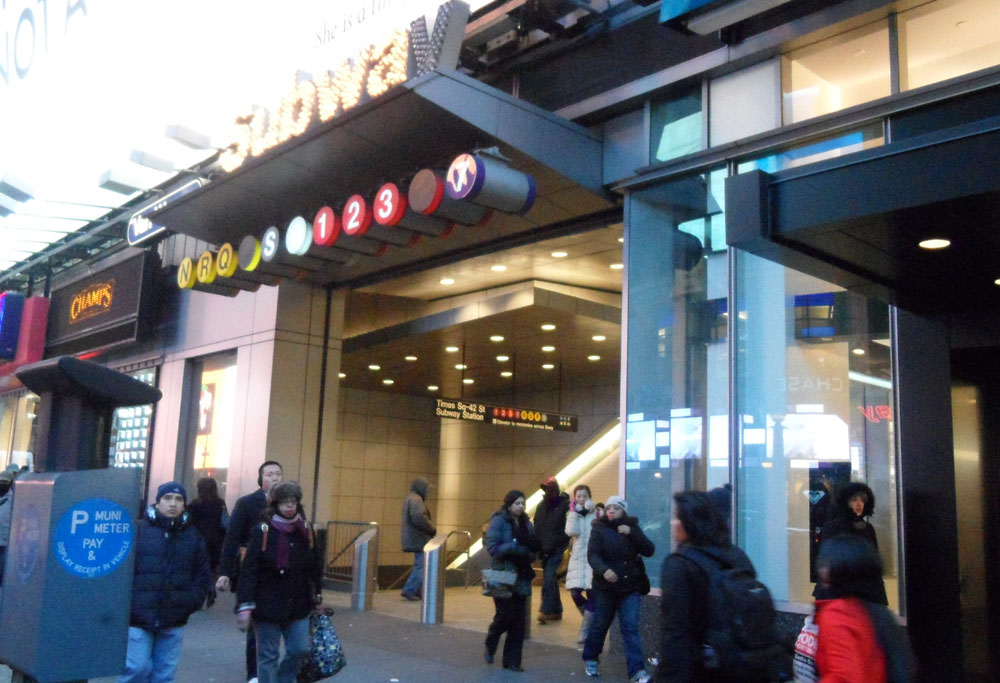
[
  {"x1": 584, "y1": 660, "x2": 600, "y2": 677},
  {"x1": 537, "y1": 612, "x2": 562, "y2": 624},
  {"x1": 247, "y1": 679, "x2": 259, "y2": 683},
  {"x1": 629, "y1": 670, "x2": 650, "y2": 683},
  {"x1": 401, "y1": 592, "x2": 421, "y2": 601}
]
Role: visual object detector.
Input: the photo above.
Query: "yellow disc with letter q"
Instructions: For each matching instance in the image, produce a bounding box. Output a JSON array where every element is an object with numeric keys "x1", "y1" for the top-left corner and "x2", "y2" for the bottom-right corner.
[{"x1": 216, "y1": 243, "x2": 238, "y2": 278}]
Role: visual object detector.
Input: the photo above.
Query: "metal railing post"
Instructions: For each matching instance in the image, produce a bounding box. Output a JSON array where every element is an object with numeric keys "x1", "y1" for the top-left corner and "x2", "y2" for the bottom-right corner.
[
  {"x1": 445, "y1": 530, "x2": 472, "y2": 588},
  {"x1": 351, "y1": 528, "x2": 379, "y2": 611},
  {"x1": 420, "y1": 534, "x2": 448, "y2": 624}
]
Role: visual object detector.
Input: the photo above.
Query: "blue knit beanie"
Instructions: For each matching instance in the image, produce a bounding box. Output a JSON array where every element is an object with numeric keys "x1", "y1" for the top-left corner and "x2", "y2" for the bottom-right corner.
[{"x1": 156, "y1": 481, "x2": 187, "y2": 503}]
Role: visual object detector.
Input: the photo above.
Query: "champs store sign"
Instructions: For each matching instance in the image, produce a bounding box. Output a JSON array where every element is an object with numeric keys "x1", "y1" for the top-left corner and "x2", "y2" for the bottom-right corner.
[{"x1": 219, "y1": 0, "x2": 470, "y2": 173}]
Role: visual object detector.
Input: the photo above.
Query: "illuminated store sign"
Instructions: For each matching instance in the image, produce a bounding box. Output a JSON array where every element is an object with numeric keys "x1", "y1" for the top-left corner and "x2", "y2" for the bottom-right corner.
[
  {"x1": 47, "y1": 251, "x2": 157, "y2": 356},
  {"x1": 434, "y1": 398, "x2": 578, "y2": 432},
  {"x1": 127, "y1": 178, "x2": 206, "y2": 246},
  {"x1": 0, "y1": 292, "x2": 25, "y2": 360},
  {"x1": 219, "y1": 0, "x2": 469, "y2": 172}
]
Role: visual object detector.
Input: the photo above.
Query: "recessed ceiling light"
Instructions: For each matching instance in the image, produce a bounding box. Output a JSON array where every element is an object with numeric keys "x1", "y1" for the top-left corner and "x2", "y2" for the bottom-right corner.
[
  {"x1": 383, "y1": 378, "x2": 394, "y2": 385},
  {"x1": 852, "y1": 348, "x2": 866, "y2": 355},
  {"x1": 462, "y1": 378, "x2": 474, "y2": 384},
  {"x1": 490, "y1": 335, "x2": 504, "y2": 342},
  {"x1": 542, "y1": 363, "x2": 554, "y2": 370},
  {"x1": 501, "y1": 371, "x2": 513, "y2": 378},
  {"x1": 541, "y1": 323, "x2": 556, "y2": 331},
  {"x1": 445, "y1": 346, "x2": 459, "y2": 353},
  {"x1": 496, "y1": 355, "x2": 510, "y2": 362},
  {"x1": 995, "y1": 278, "x2": 1000, "y2": 286},
  {"x1": 918, "y1": 238, "x2": 950, "y2": 250},
  {"x1": 455, "y1": 364, "x2": 467, "y2": 370},
  {"x1": 551, "y1": 251, "x2": 568, "y2": 258},
  {"x1": 405, "y1": 355, "x2": 418, "y2": 362},
  {"x1": 610, "y1": 263, "x2": 623, "y2": 270},
  {"x1": 618, "y1": 237, "x2": 624, "y2": 243},
  {"x1": 542, "y1": 346, "x2": 555, "y2": 352},
  {"x1": 588, "y1": 355, "x2": 601, "y2": 361},
  {"x1": 490, "y1": 264, "x2": 507, "y2": 272},
  {"x1": 440, "y1": 277, "x2": 455, "y2": 285},
  {"x1": 428, "y1": 385, "x2": 439, "y2": 391},
  {"x1": 592, "y1": 335, "x2": 606, "y2": 342},
  {"x1": 338, "y1": 372, "x2": 346, "y2": 379},
  {"x1": 368, "y1": 364, "x2": 381, "y2": 371}
]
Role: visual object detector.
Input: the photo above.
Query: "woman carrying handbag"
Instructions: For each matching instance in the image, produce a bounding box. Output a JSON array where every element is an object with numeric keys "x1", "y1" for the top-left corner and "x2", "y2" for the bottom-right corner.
[{"x1": 483, "y1": 490, "x2": 540, "y2": 673}]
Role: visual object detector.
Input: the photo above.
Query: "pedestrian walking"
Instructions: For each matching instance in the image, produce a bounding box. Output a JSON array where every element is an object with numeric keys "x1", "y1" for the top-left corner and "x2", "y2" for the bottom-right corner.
[
  {"x1": 534, "y1": 476, "x2": 570, "y2": 624},
  {"x1": 118, "y1": 482, "x2": 212, "y2": 683},
  {"x1": 236, "y1": 481, "x2": 324, "y2": 683},
  {"x1": 217, "y1": 460, "x2": 283, "y2": 683},
  {"x1": 400, "y1": 476, "x2": 436, "y2": 601},
  {"x1": 0, "y1": 463, "x2": 20, "y2": 587},
  {"x1": 565, "y1": 483, "x2": 597, "y2": 648},
  {"x1": 583, "y1": 495, "x2": 655, "y2": 682},
  {"x1": 814, "y1": 481, "x2": 888, "y2": 605},
  {"x1": 484, "y1": 490, "x2": 540, "y2": 673},
  {"x1": 188, "y1": 476, "x2": 229, "y2": 607}
]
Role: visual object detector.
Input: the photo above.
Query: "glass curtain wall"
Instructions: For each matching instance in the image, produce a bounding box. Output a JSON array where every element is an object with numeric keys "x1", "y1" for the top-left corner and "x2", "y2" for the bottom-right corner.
[
  {"x1": 624, "y1": 169, "x2": 728, "y2": 587},
  {"x1": 182, "y1": 352, "x2": 238, "y2": 500}
]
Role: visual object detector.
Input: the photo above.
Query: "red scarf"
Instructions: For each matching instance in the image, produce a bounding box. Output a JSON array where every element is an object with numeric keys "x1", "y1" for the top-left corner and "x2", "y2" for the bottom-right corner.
[{"x1": 270, "y1": 513, "x2": 309, "y2": 570}]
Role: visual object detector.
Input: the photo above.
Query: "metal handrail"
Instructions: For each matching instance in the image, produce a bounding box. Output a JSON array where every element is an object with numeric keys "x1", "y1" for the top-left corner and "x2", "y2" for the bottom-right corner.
[{"x1": 446, "y1": 530, "x2": 473, "y2": 588}]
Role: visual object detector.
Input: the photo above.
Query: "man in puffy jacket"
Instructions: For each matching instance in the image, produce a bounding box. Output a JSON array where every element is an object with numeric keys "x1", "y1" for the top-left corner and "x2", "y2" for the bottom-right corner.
[
  {"x1": 400, "y1": 477, "x2": 436, "y2": 601},
  {"x1": 533, "y1": 476, "x2": 571, "y2": 623},
  {"x1": 119, "y1": 482, "x2": 211, "y2": 683}
]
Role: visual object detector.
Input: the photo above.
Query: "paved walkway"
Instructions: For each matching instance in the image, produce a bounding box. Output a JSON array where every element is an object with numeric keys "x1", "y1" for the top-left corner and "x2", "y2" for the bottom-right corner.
[{"x1": 1, "y1": 588, "x2": 629, "y2": 682}]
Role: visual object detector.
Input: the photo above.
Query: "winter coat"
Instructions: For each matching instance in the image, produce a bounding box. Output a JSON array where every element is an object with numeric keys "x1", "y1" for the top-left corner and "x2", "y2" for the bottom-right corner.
[
  {"x1": 814, "y1": 517, "x2": 888, "y2": 605},
  {"x1": 533, "y1": 492, "x2": 570, "y2": 556},
  {"x1": 654, "y1": 542, "x2": 758, "y2": 683},
  {"x1": 401, "y1": 478, "x2": 436, "y2": 552},
  {"x1": 218, "y1": 488, "x2": 268, "y2": 582},
  {"x1": 0, "y1": 490, "x2": 12, "y2": 547},
  {"x1": 128, "y1": 507, "x2": 212, "y2": 631},
  {"x1": 564, "y1": 504, "x2": 596, "y2": 590},
  {"x1": 484, "y1": 509, "x2": 540, "y2": 597},
  {"x1": 815, "y1": 598, "x2": 887, "y2": 683},
  {"x1": 237, "y1": 516, "x2": 324, "y2": 624},
  {"x1": 188, "y1": 496, "x2": 229, "y2": 570},
  {"x1": 587, "y1": 514, "x2": 654, "y2": 594}
]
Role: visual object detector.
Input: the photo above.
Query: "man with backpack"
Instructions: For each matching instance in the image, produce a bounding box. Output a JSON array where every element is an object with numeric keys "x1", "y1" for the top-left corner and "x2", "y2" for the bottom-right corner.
[{"x1": 654, "y1": 490, "x2": 788, "y2": 682}]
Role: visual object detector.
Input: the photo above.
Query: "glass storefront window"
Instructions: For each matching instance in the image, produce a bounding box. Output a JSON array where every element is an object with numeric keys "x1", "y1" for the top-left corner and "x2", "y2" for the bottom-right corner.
[
  {"x1": 650, "y1": 84, "x2": 704, "y2": 164},
  {"x1": 900, "y1": 0, "x2": 1000, "y2": 91},
  {"x1": 183, "y1": 352, "x2": 238, "y2": 500},
  {"x1": 0, "y1": 391, "x2": 39, "y2": 470},
  {"x1": 734, "y1": 252, "x2": 900, "y2": 612},
  {"x1": 110, "y1": 368, "x2": 158, "y2": 499},
  {"x1": 782, "y1": 21, "x2": 890, "y2": 124},
  {"x1": 737, "y1": 123, "x2": 884, "y2": 174},
  {"x1": 624, "y1": 168, "x2": 728, "y2": 587}
]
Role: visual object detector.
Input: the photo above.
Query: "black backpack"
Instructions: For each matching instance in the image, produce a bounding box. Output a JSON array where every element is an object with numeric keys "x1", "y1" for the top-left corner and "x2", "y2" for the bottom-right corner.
[{"x1": 678, "y1": 546, "x2": 789, "y2": 681}]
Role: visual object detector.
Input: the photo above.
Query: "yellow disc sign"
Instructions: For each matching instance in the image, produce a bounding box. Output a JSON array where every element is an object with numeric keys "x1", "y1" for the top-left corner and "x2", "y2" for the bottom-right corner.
[
  {"x1": 216, "y1": 243, "x2": 238, "y2": 278},
  {"x1": 196, "y1": 251, "x2": 217, "y2": 284},
  {"x1": 177, "y1": 257, "x2": 196, "y2": 289}
]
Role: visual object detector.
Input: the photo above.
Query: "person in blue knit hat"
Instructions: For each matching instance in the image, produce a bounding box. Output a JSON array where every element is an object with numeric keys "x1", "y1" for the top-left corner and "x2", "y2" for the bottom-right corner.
[{"x1": 118, "y1": 481, "x2": 211, "y2": 683}]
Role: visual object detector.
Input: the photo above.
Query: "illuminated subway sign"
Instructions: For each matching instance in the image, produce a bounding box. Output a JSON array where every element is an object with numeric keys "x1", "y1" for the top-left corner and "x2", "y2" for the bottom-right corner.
[
  {"x1": 434, "y1": 398, "x2": 578, "y2": 432},
  {"x1": 69, "y1": 280, "x2": 115, "y2": 324},
  {"x1": 127, "y1": 178, "x2": 206, "y2": 246},
  {"x1": 220, "y1": 0, "x2": 469, "y2": 173}
]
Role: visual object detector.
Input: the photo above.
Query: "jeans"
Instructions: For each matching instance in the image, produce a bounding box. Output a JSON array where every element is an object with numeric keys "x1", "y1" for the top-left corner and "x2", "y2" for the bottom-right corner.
[
  {"x1": 246, "y1": 623, "x2": 257, "y2": 680},
  {"x1": 485, "y1": 594, "x2": 527, "y2": 667},
  {"x1": 118, "y1": 626, "x2": 185, "y2": 683},
  {"x1": 582, "y1": 590, "x2": 645, "y2": 678},
  {"x1": 255, "y1": 616, "x2": 311, "y2": 683},
  {"x1": 402, "y1": 551, "x2": 424, "y2": 597},
  {"x1": 539, "y1": 552, "x2": 563, "y2": 615},
  {"x1": 570, "y1": 588, "x2": 595, "y2": 613}
]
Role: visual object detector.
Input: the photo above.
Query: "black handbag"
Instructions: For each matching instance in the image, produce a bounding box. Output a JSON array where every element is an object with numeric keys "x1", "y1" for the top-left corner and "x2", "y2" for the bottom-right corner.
[{"x1": 481, "y1": 568, "x2": 517, "y2": 599}]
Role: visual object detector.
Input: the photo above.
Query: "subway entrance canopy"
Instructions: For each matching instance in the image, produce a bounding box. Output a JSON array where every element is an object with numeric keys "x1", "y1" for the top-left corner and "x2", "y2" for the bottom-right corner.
[
  {"x1": 726, "y1": 103, "x2": 1000, "y2": 315},
  {"x1": 151, "y1": 69, "x2": 616, "y2": 288}
]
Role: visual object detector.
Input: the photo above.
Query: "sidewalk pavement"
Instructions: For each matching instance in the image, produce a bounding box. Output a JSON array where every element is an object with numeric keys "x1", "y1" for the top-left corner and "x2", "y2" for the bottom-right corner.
[{"x1": 1, "y1": 589, "x2": 629, "y2": 682}]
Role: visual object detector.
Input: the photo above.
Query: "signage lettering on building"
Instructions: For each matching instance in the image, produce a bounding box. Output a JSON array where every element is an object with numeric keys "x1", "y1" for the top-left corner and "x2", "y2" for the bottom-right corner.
[
  {"x1": 69, "y1": 280, "x2": 115, "y2": 324},
  {"x1": 0, "y1": 0, "x2": 88, "y2": 90},
  {"x1": 219, "y1": 0, "x2": 469, "y2": 172},
  {"x1": 858, "y1": 404, "x2": 892, "y2": 423},
  {"x1": 434, "y1": 397, "x2": 577, "y2": 432},
  {"x1": 127, "y1": 178, "x2": 206, "y2": 246},
  {"x1": 0, "y1": 291, "x2": 25, "y2": 360}
]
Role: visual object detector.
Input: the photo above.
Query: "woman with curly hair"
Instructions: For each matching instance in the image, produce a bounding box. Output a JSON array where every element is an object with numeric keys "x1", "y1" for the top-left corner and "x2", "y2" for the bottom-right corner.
[{"x1": 813, "y1": 481, "x2": 887, "y2": 605}]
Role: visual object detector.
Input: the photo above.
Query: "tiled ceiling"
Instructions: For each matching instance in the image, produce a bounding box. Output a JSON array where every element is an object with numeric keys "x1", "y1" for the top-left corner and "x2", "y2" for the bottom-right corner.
[{"x1": 339, "y1": 224, "x2": 624, "y2": 400}]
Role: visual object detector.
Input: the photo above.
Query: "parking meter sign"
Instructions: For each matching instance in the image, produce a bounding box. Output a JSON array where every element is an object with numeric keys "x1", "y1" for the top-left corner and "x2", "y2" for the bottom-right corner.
[{"x1": 53, "y1": 498, "x2": 134, "y2": 578}]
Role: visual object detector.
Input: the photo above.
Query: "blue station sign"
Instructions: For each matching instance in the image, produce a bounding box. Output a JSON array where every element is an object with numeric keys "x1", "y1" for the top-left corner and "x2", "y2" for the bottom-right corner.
[
  {"x1": 127, "y1": 178, "x2": 205, "y2": 246},
  {"x1": 52, "y1": 497, "x2": 134, "y2": 578}
]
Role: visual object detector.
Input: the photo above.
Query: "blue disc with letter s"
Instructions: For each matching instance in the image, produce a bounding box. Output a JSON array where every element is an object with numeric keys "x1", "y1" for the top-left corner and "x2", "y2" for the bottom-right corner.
[{"x1": 53, "y1": 498, "x2": 134, "y2": 578}]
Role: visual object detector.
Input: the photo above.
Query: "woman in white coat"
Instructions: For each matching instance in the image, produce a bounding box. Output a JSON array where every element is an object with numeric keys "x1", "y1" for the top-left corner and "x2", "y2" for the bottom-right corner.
[{"x1": 564, "y1": 484, "x2": 597, "y2": 647}]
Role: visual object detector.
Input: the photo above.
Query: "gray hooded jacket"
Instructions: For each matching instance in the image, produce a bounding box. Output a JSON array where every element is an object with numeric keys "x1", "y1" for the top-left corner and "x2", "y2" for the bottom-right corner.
[{"x1": 401, "y1": 478, "x2": 436, "y2": 552}]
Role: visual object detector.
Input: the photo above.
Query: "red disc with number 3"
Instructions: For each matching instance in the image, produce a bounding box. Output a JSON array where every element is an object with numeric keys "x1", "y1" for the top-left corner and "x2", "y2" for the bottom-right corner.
[
  {"x1": 373, "y1": 183, "x2": 407, "y2": 226},
  {"x1": 342, "y1": 195, "x2": 372, "y2": 236},
  {"x1": 313, "y1": 206, "x2": 340, "y2": 246}
]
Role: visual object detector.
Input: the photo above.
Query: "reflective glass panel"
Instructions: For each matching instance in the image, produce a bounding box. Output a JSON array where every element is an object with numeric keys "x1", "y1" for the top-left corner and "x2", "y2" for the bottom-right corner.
[
  {"x1": 650, "y1": 84, "x2": 704, "y2": 163},
  {"x1": 737, "y1": 123, "x2": 884, "y2": 174},
  {"x1": 900, "y1": 0, "x2": 1000, "y2": 91}
]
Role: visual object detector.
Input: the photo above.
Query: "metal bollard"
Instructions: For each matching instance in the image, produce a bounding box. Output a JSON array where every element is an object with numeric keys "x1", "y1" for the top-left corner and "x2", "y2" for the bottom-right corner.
[
  {"x1": 351, "y1": 528, "x2": 379, "y2": 611},
  {"x1": 420, "y1": 534, "x2": 448, "y2": 624}
]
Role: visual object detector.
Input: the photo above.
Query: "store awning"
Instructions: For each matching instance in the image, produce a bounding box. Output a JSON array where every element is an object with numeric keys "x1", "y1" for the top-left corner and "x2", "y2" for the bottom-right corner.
[
  {"x1": 726, "y1": 115, "x2": 1000, "y2": 313},
  {"x1": 151, "y1": 69, "x2": 613, "y2": 286}
]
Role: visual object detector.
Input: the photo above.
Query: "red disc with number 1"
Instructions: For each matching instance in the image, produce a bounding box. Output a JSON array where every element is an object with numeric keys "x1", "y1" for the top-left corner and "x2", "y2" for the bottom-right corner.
[
  {"x1": 342, "y1": 195, "x2": 372, "y2": 236},
  {"x1": 313, "y1": 206, "x2": 340, "y2": 246}
]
